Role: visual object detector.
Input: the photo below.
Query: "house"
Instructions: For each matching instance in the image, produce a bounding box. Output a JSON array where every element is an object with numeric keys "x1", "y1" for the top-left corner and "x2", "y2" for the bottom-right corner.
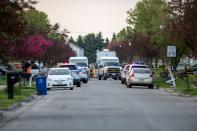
[{"x1": 68, "y1": 43, "x2": 84, "y2": 57}]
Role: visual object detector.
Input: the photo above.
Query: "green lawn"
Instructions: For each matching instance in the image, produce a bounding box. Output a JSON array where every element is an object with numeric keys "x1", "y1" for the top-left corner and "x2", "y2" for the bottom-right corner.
[
  {"x1": 0, "y1": 75, "x2": 7, "y2": 85},
  {"x1": 154, "y1": 68, "x2": 197, "y2": 96},
  {"x1": 0, "y1": 84, "x2": 36, "y2": 110}
]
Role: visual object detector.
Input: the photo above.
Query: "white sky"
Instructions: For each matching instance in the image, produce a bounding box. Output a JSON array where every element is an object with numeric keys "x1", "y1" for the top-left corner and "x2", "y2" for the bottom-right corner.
[{"x1": 35, "y1": 0, "x2": 139, "y2": 39}]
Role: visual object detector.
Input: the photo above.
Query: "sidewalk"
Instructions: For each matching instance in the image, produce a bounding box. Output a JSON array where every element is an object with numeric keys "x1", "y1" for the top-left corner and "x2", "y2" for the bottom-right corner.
[{"x1": 0, "y1": 85, "x2": 6, "y2": 90}]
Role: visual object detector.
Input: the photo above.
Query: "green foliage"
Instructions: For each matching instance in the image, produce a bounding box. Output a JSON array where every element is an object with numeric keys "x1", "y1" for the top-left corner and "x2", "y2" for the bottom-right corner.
[
  {"x1": 75, "y1": 32, "x2": 106, "y2": 63},
  {"x1": 23, "y1": 9, "x2": 50, "y2": 35},
  {"x1": 68, "y1": 36, "x2": 75, "y2": 43},
  {"x1": 0, "y1": 75, "x2": 6, "y2": 85},
  {"x1": 47, "y1": 23, "x2": 69, "y2": 42},
  {"x1": 127, "y1": 0, "x2": 168, "y2": 36},
  {"x1": 111, "y1": 33, "x2": 117, "y2": 41},
  {"x1": 0, "y1": 0, "x2": 36, "y2": 61},
  {"x1": 115, "y1": 26, "x2": 133, "y2": 42},
  {"x1": 154, "y1": 68, "x2": 197, "y2": 95},
  {"x1": 109, "y1": 0, "x2": 168, "y2": 64}
]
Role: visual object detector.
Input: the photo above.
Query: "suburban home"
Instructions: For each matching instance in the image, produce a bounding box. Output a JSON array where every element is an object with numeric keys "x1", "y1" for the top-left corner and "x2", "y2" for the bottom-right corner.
[{"x1": 68, "y1": 42, "x2": 84, "y2": 57}]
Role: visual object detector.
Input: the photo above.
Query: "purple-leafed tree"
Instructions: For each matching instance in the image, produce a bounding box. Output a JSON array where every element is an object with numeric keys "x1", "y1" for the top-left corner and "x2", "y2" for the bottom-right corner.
[{"x1": 12, "y1": 33, "x2": 53, "y2": 60}]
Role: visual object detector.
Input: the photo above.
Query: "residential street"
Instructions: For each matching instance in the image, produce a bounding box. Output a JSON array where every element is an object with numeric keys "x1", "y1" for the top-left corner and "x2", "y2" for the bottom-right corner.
[{"x1": 1, "y1": 79, "x2": 197, "y2": 131}]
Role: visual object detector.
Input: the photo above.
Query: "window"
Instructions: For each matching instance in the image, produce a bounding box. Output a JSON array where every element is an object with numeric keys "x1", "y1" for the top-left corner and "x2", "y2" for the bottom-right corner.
[{"x1": 49, "y1": 69, "x2": 70, "y2": 75}]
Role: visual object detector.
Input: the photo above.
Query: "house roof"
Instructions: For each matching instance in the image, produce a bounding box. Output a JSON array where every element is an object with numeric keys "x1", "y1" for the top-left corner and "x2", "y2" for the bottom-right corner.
[{"x1": 69, "y1": 42, "x2": 84, "y2": 51}]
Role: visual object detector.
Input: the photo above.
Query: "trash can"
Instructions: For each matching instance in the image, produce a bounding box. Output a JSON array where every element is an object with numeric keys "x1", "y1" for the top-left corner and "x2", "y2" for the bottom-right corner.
[{"x1": 35, "y1": 76, "x2": 47, "y2": 95}]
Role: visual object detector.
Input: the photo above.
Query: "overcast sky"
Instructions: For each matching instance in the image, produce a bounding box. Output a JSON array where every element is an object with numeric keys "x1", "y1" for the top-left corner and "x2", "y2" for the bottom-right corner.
[{"x1": 35, "y1": 0, "x2": 139, "y2": 39}]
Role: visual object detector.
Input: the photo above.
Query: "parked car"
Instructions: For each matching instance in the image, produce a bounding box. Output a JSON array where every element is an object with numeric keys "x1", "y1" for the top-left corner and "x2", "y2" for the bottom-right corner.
[
  {"x1": 176, "y1": 63, "x2": 192, "y2": 74},
  {"x1": 59, "y1": 64, "x2": 81, "y2": 87},
  {"x1": 0, "y1": 60, "x2": 16, "y2": 70},
  {"x1": 46, "y1": 68, "x2": 73, "y2": 90},
  {"x1": 78, "y1": 67, "x2": 89, "y2": 83},
  {"x1": 124, "y1": 63, "x2": 149, "y2": 84},
  {"x1": 125, "y1": 68, "x2": 154, "y2": 89},
  {"x1": 192, "y1": 64, "x2": 197, "y2": 72},
  {"x1": 0, "y1": 67, "x2": 8, "y2": 76}
]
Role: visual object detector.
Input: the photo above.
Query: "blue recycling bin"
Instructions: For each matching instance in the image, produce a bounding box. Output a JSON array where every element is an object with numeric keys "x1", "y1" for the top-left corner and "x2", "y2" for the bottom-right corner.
[{"x1": 35, "y1": 76, "x2": 47, "y2": 95}]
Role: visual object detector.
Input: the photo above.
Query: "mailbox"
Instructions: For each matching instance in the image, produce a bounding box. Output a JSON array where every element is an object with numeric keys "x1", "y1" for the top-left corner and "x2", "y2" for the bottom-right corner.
[{"x1": 7, "y1": 71, "x2": 21, "y2": 99}]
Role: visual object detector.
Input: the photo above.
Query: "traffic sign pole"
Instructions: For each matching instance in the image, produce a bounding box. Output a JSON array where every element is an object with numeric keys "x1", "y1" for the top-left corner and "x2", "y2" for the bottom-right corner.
[{"x1": 167, "y1": 46, "x2": 176, "y2": 88}]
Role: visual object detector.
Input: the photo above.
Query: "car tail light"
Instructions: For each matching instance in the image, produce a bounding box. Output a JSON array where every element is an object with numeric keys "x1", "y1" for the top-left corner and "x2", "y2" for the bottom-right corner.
[{"x1": 130, "y1": 73, "x2": 135, "y2": 77}]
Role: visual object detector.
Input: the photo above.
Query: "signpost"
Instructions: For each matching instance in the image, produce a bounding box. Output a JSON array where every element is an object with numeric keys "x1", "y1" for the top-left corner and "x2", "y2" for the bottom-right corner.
[
  {"x1": 167, "y1": 46, "x2": 176, "y2": 57},
  {"x1": 167, "y1": 46, "x2": 176, "y2": 88}
]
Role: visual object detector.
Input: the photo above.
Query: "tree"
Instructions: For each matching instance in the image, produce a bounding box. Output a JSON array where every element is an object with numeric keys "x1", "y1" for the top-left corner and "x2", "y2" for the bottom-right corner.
[
  {"x1": 107, "y1": 40, "x2": 133, "y2": 63},
  {"x1": 75, "y1": 32, "x2": 105, "y2": 63},
  {"x1": 105, "y1": 38, "x2": 109, "y2": 47},
  {"x1": 76, "y1": 35, "x2": 84, "y2": 47},
  {"x1": 126, "y1": 0, "x2": 168, "y2": 64},
  {"x1": 116, "y1": 28, "x2": 127, "y2": 41},
  {"x1": 165, "y1": 0, "x2": 197, "y2": 67},
  {"x1": 0, "y1": 0, "x2": 36, "y2": 61},
  {"x1": 42, "y1": 42, "x2": 76, "y2": 67},
  {"x1": 111, "y1": 33, "x2": 117, "y2": 42},
  {"x1": 47, "y1": 23, "x2": 69, "y2": 42},
  {"x1": 95, "y1": 32, "x2": 105, "y2": 50},
  {"x1": 23, "y1": 9, "x2": 50, "y2": 35},
  {"x1": 68, "y1": 36, "x2": 75, "y2": 43},
  {"x1": 11, "y1": 33, "x2": 53, "y2": 60},
  {"x1": 127, "y1": 0, "x2": 168, "y2": 36}
]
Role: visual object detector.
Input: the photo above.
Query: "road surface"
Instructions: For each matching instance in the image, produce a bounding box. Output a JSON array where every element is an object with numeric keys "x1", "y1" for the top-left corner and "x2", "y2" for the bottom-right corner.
[{"x1": 1, "y1": 79, "x2": 197, "y2": 131}]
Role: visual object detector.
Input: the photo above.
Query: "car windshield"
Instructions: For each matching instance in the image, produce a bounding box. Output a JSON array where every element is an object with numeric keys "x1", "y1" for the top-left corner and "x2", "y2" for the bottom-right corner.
[
  {"x1": 133, "y1": 69, "x2": 150, "y2": 74},
  {"x1": 49, "y1": 69, "x2": 70, "y2": 75},
  {"x1": 59, "y1": 65, "x2": 78, "y2": 70},
  {"x1": 76, "y1": 62, "x2": 88, "y2": 67},
  {"x1": 104, "y1": 62, "x2": 119, "y2": 67}
]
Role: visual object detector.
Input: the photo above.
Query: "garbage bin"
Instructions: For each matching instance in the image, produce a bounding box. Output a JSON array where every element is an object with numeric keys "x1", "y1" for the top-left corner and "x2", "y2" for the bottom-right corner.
[{"x1": 35, "y1": 76, "x2": 47, "y2": 95}]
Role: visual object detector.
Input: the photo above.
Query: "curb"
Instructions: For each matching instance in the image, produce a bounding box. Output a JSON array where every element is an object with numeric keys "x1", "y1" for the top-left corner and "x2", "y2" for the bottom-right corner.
[
  {"x1": 0, "y1": 112, "x2": 4, "y2": 120},
  {"x1": 0, "y1": 95, "x2": 43, "y2": 128},
  {"x1": 159, "y1": 87, "x2": 181, "y2": 96},
  {"x1": 0, "y1": 93, "x2": 36, "y2": 111},
  {"x1": 159, "y1": 87, "x2": 197, "y2": 100}
]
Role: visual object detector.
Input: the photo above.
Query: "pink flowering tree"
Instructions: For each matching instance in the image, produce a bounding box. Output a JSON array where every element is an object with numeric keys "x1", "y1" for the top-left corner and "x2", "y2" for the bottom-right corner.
[
  {"x1": 25, "y1": 33, "x2": 53, "y2": 58},
  {"x1": 12, "y1": 33, "x2": 53, "y2": 60}
]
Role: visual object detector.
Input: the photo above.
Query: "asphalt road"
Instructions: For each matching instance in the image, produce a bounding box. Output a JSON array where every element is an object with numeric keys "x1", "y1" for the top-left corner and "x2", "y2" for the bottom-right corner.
[{"x1": 1, "y1": 79, "x2": 197, "y2": 131}]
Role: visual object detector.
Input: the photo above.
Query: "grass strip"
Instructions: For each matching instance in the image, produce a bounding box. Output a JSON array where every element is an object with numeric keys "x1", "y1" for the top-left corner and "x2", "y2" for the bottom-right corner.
[{"x1": 0, "y1": 84, "x2": 36, "y2": 110}]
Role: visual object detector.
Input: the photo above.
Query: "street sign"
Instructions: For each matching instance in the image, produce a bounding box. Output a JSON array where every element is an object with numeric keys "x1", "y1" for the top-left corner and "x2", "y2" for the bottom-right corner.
[{"x1": 167, "y1": 46, "x2": 176, "y2": 57}]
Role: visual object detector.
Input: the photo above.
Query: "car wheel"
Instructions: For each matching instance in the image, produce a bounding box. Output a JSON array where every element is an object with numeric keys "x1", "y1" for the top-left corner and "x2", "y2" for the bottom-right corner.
[
  {"x1": 103, "y1": 77, "x2": 107, "y2": 80},
  {"x1": 70, "y1": 87, "x2": 74, "y2": 90},
  {"x1": 114, "y1": 77, "x2": 117, "y2": 80},
  {"x1": 148, "y1": 84, "x2": 154, "y2": 89},
  {"x1": 129, "y1": 84, "x2": 133, "y2": 88},
  {"x1": 47, "y1": 88, "x2": 51, "y2": 90},
  {"x1": 77, "y1": 82, "x2": 81, "y2": 87},
  {"x1": 98, "y1": 75, "x2": 102, "y2": 80},
  {"x1": 83, "y1": 80, "x2": 88, "y2": 83}
]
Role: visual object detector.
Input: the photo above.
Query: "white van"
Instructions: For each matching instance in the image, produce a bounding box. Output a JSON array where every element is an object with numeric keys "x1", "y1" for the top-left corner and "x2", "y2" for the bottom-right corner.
[
  {"x1": 69, "y1": 57, "x2": 88, "y2": 67},
  {"x1": 69, "y1": 57, "x2": 90, "y2": 77}
]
